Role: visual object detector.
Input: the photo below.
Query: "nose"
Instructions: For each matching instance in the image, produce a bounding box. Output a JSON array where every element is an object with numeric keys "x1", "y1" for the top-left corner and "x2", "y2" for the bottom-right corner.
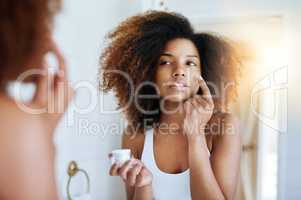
[{"x1": 172, "y1": 64, "x2": 185, "y2": 77}]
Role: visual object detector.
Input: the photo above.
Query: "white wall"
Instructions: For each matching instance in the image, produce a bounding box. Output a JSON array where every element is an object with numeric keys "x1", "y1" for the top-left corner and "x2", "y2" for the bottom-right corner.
[{"x1": 53, "y1": 1, "x2": 142, "y2": 199}]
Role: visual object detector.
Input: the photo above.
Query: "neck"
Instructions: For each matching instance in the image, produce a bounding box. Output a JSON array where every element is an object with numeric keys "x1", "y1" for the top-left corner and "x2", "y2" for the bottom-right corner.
[{"x1": 157, "y1": 100, "x2": 185, "y2": 135}]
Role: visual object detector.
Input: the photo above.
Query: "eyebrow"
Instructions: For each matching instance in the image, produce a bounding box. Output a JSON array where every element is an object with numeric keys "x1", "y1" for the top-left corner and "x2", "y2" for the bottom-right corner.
[{"x1": 160, "y1": 52, "x2": 199, "y2": 58}]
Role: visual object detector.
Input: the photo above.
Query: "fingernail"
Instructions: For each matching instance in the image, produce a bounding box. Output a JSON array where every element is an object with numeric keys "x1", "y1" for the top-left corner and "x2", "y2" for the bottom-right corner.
[{"x1": 199, "y1": 76, "x2": 203, "y2": 80}]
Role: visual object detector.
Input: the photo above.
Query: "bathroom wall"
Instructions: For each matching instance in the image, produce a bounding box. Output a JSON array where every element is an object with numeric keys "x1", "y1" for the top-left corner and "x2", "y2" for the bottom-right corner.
[{"x1": 53, "y1": 0, "x2": 142, "y2": 199}]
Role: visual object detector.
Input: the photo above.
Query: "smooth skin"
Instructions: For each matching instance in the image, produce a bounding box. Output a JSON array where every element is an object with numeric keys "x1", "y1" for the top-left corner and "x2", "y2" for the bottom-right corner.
[
  {"x1": 109, "y1": 38, "x2": 241, "y2": 200},
  {"x1": 0, "y1": 35, "x2": 73, "y2": 200}
]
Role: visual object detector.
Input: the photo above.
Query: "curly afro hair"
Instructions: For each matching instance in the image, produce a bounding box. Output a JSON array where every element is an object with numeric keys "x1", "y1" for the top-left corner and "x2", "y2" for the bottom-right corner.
[{"x1": 99, "y1": 10, "x2": 241, "y2": 131}]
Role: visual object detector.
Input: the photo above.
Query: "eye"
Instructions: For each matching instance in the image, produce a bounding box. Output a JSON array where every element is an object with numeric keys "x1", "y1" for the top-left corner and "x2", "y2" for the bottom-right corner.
[
  {"x1": 186, "y1": 61, "x2": 197, "y2": 67},
  {"x1": 159, "y1": 60, "x2": 172, "y2": 65}
]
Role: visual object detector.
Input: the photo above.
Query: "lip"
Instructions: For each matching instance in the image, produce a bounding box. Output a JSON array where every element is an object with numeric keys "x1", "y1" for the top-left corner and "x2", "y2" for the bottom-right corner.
[
  {"x1": 165, "y1": 82, "x2": 189, "y2": 91},
  {"x1": 169, "y1": 83, "x2": 188, "y2": 87},
  {"x1": 166, "y1": 81, "x2": 188, "y2": 86}
]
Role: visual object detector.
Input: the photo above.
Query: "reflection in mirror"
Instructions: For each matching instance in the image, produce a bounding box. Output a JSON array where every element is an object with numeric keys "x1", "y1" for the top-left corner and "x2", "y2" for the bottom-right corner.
[{"x1": 193, "y1": 16, "x2": 286, "y2": 200}]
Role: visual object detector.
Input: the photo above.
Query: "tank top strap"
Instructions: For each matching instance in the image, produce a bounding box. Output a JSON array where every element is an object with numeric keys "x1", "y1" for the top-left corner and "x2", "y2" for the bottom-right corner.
[
  {"x1": 141, "y1": 128, "x2": 156, "y2": 169},
  {"x1": 144, "y1": 128, "x2": 154, "y2": 147}
]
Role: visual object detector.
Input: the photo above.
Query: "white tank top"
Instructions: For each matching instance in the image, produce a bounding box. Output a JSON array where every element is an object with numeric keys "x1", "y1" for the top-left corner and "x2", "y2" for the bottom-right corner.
[{"x1": 141, "y1": 128, "x2": 211, "y2": 200}]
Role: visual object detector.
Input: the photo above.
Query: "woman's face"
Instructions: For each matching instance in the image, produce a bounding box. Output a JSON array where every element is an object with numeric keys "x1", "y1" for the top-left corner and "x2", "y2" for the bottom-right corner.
[{"x1": 154, "y1": 38, "x2": 201, "y2": 103}]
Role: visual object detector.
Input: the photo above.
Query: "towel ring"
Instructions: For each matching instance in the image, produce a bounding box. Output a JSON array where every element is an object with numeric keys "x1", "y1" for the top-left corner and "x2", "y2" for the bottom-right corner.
[{"x1": 66, "y1": 161, "x2": 90, "y2": 200}]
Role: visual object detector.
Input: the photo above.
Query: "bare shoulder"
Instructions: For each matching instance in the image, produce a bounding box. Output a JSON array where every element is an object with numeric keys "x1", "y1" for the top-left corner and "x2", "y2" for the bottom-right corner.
[
  {"x1": 0, "y1": 98, "x2": 51, "y2": 140},
  {"x1": 208, "y1": 112, "x2": 241, "y2": 150},
  {"x1": 122, "y1": 126, "x2": 146, "y2": 159},
  {"x1": 0, "y1": 99, "x2": 56, "y2": 199}
]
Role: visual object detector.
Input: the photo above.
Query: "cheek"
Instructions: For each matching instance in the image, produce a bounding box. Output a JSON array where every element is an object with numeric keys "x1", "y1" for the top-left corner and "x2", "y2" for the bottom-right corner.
[
  {"x1": 188, "y1": 69, "x2": 201, "y2": 92},
  {"x1": 154, "y1": 68, "x2": 170, "y2": 89}
]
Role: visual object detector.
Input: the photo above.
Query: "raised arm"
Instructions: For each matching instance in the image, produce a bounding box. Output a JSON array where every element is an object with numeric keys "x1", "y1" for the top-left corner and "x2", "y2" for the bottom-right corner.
[{"x1": 184, "y1": 77, "x2": 241, "y2": 200}]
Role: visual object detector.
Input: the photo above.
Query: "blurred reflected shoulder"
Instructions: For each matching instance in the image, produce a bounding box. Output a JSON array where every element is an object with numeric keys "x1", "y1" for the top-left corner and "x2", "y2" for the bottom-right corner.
[{"x1": 0, "y1": 94, "x2": 58, "y2": 199}]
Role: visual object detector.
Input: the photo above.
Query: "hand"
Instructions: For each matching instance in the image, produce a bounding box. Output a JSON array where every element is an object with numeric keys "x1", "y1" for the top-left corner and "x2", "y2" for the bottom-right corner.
[
  {"x1": 109, "y1": 155, "x2": 153, "y2": 188},
  {"x1": 30, "y1": 37, "x2": 74, "y2": 132},
  {"x1": 183, "y1": 76, "x2": 214, "y2": 139}
]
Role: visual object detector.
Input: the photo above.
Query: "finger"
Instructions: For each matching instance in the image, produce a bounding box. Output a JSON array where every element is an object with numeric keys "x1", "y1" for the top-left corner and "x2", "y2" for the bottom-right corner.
[
  {"x1": 119, "y1": 159, "x2": 138, "y2": 180},
  {"x1": 135, "y1": 167, "x2": 150, "y2": 187},
  {"x1": 193, "y1": 95, "x2": 213, "y2": 112},
  {"x1": 191, "y1": 96, "x2": 202, "y2": 106},
  {"x1": 198, "y1": 76, "x2": 213, "y2": 103},
  {"x1": 32, "y1": 68, "x2": 48, "y2": 104},
  {"x1": 53, "y1": 73, "x2": 74, "y2": 113},
  {"x1": 50, "y1": 39, "x2": 67, "y2": 78},
  {"x1": 184, "y1": 99, "x2": 193, "y2": 114},
  {"x1": 198, "y1": 94, "x2": 214, "y2": 110},
  {"x1": 109, "y1": 163, "x2": 120, "y2": 176},
  {"x1": 32, "y1": 58, "x2": 48, "y2": 103},
  {"x1": 127, "y1": 163, "x2": 143, "y2": 186},
  {"x1": 190, "y1": 97, "x2": 202, "y2": 111},
  {"x1": 47, "y1": 69, "x2": 57, "y2": 113},
  {"x1": 34, "y1": 67, "x2": 56, "y2": 109},
  {"x1": 54, "y1": 63, "x2": 74, "y2": 113}
]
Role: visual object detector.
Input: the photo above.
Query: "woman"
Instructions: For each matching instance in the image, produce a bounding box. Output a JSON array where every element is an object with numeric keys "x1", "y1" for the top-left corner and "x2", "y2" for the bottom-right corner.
[
  {"x1": 101, "y1": 11, "x2": 241, "y2": 200},
  {"x1": 0, "y1": 1, "x2": 73, "y2": 199}
]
